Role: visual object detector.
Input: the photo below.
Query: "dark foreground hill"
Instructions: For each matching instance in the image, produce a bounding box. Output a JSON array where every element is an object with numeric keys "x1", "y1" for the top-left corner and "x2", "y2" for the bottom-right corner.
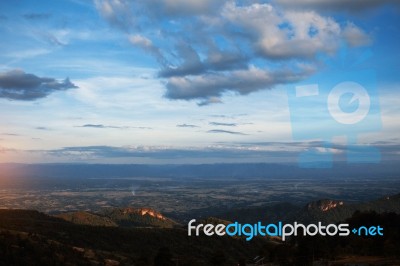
[
  {"x1": 56, "y1": 207, "x2": 179, "y2": 228},
  {"x1": 218, "y1": 193, "x2": 400, "y2": 224},
  {"x1": 0, "y1": 209, "x2": 270, "y2": 266},
  {"x1": 0, "y1": 193, "x2": 400, "y2": 265},
  {"x1": 0, "y1": 209, "x2": 399, "y2": 265},
  {"x1": 54, "y1": 193, "x2": 400, "y2": 229},
  {"x1": 289, "y1": 193, "x2": 400, "y2": 223}
]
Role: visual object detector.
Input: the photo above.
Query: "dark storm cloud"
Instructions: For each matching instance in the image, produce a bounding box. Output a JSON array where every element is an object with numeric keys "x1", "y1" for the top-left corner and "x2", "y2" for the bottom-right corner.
[
  {"x1": 79, "y1": 124, "x2": 115, "y2": 129},
  {"x1": 209, "y1": 122, "x2": 237, "y2": 127},
  {"x1": 43, "y1": 145, "x2": 291, "y2": 160},
  {"x1": 209, "y1": 114, "x2": 248, "y2": 119},
  {"x1": 176, "y1": 124, "x2": 199, "y2": 128},
  {"x1": 77, "y1": 124, "x2": 152, "y2": 129},
  {"x1": 274, "y1": 0, "x2": 400, "y2": 12},
  {"x1": 0, "y1": 70, "x2": 78, "y2": 101},
  {"x1": 197, "y1": 97, "x2": 223, "y2": 106},
  {"x1": 207, "y1": 129, "x2": 247, "y2": 135},
  {"x1": 35, "y1": 127, "x2": 50, "y2": 130},
  {"x1": 15, "y1": 140, "x2": 400, "y2": 162},
  {"x1": 1, "y1": 133, "x2": 21, "y2": 136},
  {"x1": 164, "y1": 68, "x2": 311, "y2": 100},
  {"x1": 45, "y1": 146, "x2": 233, "y2": 159},
  {"x1": 215, "y1": 140, "x2": 400, "y2": 159}
]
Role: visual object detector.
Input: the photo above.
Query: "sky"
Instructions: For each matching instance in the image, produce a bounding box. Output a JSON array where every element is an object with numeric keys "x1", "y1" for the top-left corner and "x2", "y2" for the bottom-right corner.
[{"x1": 0, "y1": 0, "x2": 399, "y2": 164}]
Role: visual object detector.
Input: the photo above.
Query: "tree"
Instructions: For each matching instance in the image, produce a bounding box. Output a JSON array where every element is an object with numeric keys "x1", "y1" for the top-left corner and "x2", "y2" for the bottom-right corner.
[
  {"x1": 154, "y1": 247, "x2": 174, "y2": 266},
  {"x1": 209, "y1": 249, "x2": 227, "y2": 266}
]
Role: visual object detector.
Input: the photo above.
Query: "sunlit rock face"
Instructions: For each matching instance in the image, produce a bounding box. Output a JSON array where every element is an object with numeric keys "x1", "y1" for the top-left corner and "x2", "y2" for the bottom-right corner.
[
  {"x1": 307, "y1": 200, "x2": 344, "y2": 212},
  {"x1": 122, "y1": 207, "x2": 166, "y2": 220}
]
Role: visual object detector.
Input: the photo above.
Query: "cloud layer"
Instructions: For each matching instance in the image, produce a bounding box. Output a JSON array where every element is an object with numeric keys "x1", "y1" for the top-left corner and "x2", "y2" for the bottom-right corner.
[
  {"x1": 274, "y1": 0, "x2": 400, "y2": 12},
  {"x1": 29, "y1": 140, "x2": 400, "y2": 162},
  {"x1": 95, "y1": 0, "x2": 372, "y2": 104},
  {"x1": 0, "y1": 70, "x2": 77, "y2": 100},
  {"x1": 207, "y1": 129, "x2": 247, "y2": 135}
]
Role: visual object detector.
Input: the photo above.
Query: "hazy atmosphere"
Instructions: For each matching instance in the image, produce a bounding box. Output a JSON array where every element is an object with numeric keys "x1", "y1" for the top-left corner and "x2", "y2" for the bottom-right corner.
[
  {"x1": 1, "y1": 2, "x2": 400, "y2": 265},
  {"x1": 0, "y1": 0, "x2": 399, "y2": 164}
]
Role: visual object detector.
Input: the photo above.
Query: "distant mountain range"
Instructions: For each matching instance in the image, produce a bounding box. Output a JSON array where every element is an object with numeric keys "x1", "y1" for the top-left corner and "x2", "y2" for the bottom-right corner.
[{"x1": 1, "y1": 162, "x2": 398, "y2": 179}]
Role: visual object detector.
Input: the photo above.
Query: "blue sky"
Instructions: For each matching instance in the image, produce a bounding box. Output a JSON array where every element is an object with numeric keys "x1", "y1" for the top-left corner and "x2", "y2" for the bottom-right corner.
[{"x1": 0, "y1": 0, "x2": 399, "y2": 164}]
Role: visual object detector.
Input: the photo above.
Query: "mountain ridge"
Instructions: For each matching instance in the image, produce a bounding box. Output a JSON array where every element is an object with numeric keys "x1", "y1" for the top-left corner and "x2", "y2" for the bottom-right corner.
[
  {"x1": 0, "y1": 193, "x2": 399, "y2": 265},
  {"x1": 1, "y1": 162, "x2": 398, "y2": 179},
  {"x1": 52, "y1": 192, "x2": 400, "y2": 228},
  {"x1": 56, "y1": 207, "x2": 179, "y2": 228},
  {"x1": 218, "y1": 192, "x2": 400, "y2": 224}
]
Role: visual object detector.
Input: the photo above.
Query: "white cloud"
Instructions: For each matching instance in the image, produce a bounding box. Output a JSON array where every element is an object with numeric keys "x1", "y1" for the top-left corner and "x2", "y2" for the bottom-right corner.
[
  {"x1": 94, "y1": 1, "x2": 372, "y2": 103},
  {"x1": 129, "y1": 35, "x2": 152, "y2": 48},
  {"x1": 129, "y1": 34, "x2": 166, "y2": 64},
  {"x1": 342, "y1": 22, "x2": 372, "y2": 47},
  {"x1": 223, "y1": 3, "x2": 342, "y2": 59},
  {"x1": 94, "y1": 0, "x2": 133, "y2": 30}
]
